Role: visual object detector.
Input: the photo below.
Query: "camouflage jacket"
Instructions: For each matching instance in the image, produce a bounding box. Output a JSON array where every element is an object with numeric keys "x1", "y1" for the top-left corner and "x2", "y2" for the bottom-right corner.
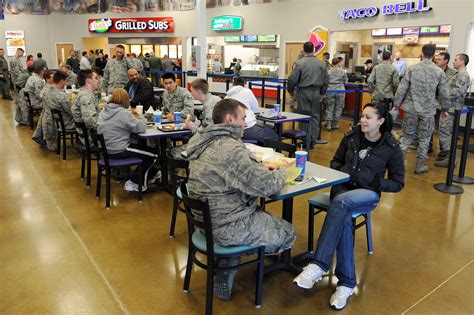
[
  {"x1": 202, "y1": 94, "x2": 221, "y2": 126},
  {"x1": 15, "y1": 70, "x2": 31, "y2": 89},
  {"x1": 186, "y1": 124, "x2": 287, "y2": 228},
  {"x1": 394, "y1": 59, "x2": 451, "y2": 115},
  {"x1": 24, "y1": 73, "x2": 45, "y2": 109},
  {"x1": 449, "y1": 69, "x2": 471, "y2": 110},
  {"x1": 9, "y1": 58, "x2": 23, "y2": 84},
  {"x1": 101, "y1": 57, "x2": 132, "y2": 94},
  {"x1": 67, "y1": 72, "x2": 78, "y2": 86},
  {"x1": 162, "y1": 86, "x2": 194, "y2": 117},
  {"x1": 328, "y1": 67, "x2": 347, "y2": 91},
  {"x1": 71, "y1": 88, "x2": 100, "y2": 130},
  {"x1": 368, "y1": 61, "x2": 399, "y2": 101},
  {"x1": 0, "y1": 57, "x2": 8, "y2": 79}
]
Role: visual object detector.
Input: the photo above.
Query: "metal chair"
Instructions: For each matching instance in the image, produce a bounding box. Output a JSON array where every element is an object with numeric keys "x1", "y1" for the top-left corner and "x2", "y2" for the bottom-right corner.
[
  {"x1": 24, "y1": 91, "x2": 41, "y2": 130},
  {"x1": 181, "y1": 183, "x2": 266, "y2": 315},
  {"x1": 74, "y1": 122, "x2": 97, "y2": 187},
  {"x1": 91, "y1": 133, "x2": 144, "y2": 209},
  {"x1": 50, "y1": 109, "x2": 76, "y2": 161},
  {"x1": 167, "y1": 150, "x2": 189, "y2": 238}
]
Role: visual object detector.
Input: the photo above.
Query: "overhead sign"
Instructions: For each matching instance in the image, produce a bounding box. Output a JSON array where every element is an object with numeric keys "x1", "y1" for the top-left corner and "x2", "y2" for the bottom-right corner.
[
  {"x1": 5, "y1": 31, "x2": 26, "y2": 57},
  {"x1": 339, "y1": 0, "x2": 431, "y2": 20},
  {"x1": 88, "y1": 17, "x2": 174, "y2": 33},
  {"x1": 211, "y1": 15, "x2": 243, "y2": 31}
]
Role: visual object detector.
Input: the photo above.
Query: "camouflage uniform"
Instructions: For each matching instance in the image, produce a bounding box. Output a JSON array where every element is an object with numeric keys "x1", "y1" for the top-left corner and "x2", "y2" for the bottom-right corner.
[
  {"x1": 394, "y1": 59, "x2": 451, "y2": 166},
  {"x1": 24, "y1": 73, "x2": 45, "y2": 109},
  {"x1": 33, "y1": 86, "x2": 74, "y2": 152},
  {"x1": 15, "y1": 70, "x2": 31, "y2": 89},
  {"x1": 288, "y1": 54, "x2": 329, "y2": 146},
  {"x1": 71, "y1": 88, "x2": 100, "y2": 130},
  {"x1": 202, "y1": 94, "x2": 221, "y2": 126},
  {"x1": 67, "y1": 72, "x2": 78, "y2": 87},
  {"x1": 9, "y1": 57, "x2": 24, "y2": 90},
  {"x1": 162, "y1": 86, "x2": 194, "y2": 118},
  {"x1": 129, "y1": 58, "x2": 144, "y2": 72},
  {"x1": 147, "y1": 56, "x2": 162, "y2": 87},
  {"x1": 325, "y1": 67, "x2": 347, "y2": 128},
  {"x1": 101, "y1": 57, "x2": 132, "y2": 94},
  {"x1": 186, "y1": 124, "x2": 295, "y2": 253},
  {"x1": 14, "y1": 88, "x2": 29, "y2": 125},
  {"x1": 0, "y1": 56, "x2": 12, "y2": 99},
  {"x1": 367, "y1": 61, "x2": 399, "y2": 104},
  {"x1": 438, "y1": 69, "x2": 471, "y2": 151}
]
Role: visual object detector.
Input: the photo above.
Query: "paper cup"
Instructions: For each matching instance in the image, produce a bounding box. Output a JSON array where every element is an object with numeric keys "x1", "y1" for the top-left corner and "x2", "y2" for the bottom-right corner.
[{"x1": 136, "y1": 105, "x2": 143, "y2": 115}]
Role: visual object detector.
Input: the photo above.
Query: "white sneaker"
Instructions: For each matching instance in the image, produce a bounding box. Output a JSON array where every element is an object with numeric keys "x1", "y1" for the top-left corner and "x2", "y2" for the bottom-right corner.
[
  {"x1": 147, "y1": 171, "x2": 162, "y2": 185},
  {"x1": 124, "y1": 180, "x2": 147, "y2": 192},
  {"x1": 329, "y1": 286, "x2": 354, "y2": 310},
  {"x1": 293, "y1": 263, "x2": 324, "y2": 289}
]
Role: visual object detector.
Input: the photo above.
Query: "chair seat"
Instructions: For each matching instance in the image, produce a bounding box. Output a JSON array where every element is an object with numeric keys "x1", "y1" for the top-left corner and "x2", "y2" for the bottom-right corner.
[
  {"x1": 308, "y1": 192, "x2": 369, "y2": 218},
  {"x1": 282, "y1": 129, "x2": 307, "y2": 139},
  {"x1": 99, "y1": 157, "x2": 142, "y2": 167},
  {"x1": 242, "y1": 138, "x2": 259, "y2": 144},
  {"x1": 192, "y1": 230, "x2": 260, "y2": 255}
]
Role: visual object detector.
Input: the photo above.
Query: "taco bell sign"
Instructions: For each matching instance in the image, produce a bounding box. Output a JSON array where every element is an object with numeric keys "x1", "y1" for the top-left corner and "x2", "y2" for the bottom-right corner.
[{"x1": 339, "y1": 0, "x2": 431, "y2": 20}]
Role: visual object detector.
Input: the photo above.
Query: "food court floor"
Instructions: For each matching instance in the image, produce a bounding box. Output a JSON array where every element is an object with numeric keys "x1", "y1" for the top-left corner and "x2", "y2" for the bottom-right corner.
[{"x1": 1, "y1": 99, "x2": 473, "y2": 314}]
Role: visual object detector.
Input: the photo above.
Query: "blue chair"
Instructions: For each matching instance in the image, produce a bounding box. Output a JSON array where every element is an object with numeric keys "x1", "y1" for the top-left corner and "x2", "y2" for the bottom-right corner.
[
  {"x1": 91, "y1": 133, "x2": 143, "y2": 209},
  {"x1": 181, "y1": 184, "x2": 266, "y2": 315},
  {"x1": 308, "y1": 192, "x2": 374, "y2": 255}
]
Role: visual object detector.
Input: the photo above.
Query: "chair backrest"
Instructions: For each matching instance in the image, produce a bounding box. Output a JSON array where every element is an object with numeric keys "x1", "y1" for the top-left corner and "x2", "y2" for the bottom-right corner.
[
  {"x1": 91, "y1": 133, "x2": 110, "y2": 167},
  {"x1": 166, "y1": 149, "x2": 189, "y2": 185},
  {"x1": 51, "y1": 109, "x2": 66, "y2": 133},
  {"x1": 74, "y1": 121, "x2": 92, "y2": 155},
  {"x1": 263, "y1": 138, "x2": 296, "y2": 158},
  {"x1": 24, "y1": 91, "x2": 32, "y2": 109},
  {"x1": 181, "y1": 183, "x2": 215, "y2": 255}
]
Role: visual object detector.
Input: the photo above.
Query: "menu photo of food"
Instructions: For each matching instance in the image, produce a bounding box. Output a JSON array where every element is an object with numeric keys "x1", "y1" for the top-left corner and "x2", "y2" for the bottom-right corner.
[{"x1": 5, "y1": 30, "x2": 26, "y2": 56}]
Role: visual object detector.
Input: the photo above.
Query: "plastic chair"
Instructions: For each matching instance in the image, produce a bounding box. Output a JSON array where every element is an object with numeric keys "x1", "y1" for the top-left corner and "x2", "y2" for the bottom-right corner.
[
  {"x1": 91, "y1": 133, "x2": 143, "y2": 209},
  {"x1": 24, "y1": 91, "x2": 41, "y2": 130},
  {"x1": 167, "y1": 150, "x2": 189, "y2": 238},
  {"x1": 181, "y1": 184, "x2": 266, "y2": 315},
  {"x1": 74, "y1": 122, "x2": 97, "y2": 187},
  {"x1": 51, "y1": 109, "x2": 76, "y2": 161},
  {"x1": 308, "y1": 192, "x2": 374, "y2": 255},
  {"x1": 282, "y1": 108, "x2": 309, "y2": 148}
]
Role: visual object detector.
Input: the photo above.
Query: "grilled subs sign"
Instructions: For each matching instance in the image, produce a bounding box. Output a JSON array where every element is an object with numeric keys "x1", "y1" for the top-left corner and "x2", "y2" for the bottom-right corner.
[{"x1": 88, "y1": 17, "x2": 174, "y2": 33}]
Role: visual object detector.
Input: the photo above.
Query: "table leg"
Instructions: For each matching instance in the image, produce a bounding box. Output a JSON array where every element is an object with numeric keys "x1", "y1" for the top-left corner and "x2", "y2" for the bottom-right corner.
[
  {"x1": 160, "y1": 137, "x2": 170, "y2": 190},
  {"x1": 264, "y1": 197, "x2": 301, "y2": 275}
]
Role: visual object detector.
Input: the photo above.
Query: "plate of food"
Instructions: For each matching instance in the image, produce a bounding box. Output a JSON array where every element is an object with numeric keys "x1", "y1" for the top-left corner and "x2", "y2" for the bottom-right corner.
[{"x1": 158, "y1": 124, "x2": 188, "y2": 132}]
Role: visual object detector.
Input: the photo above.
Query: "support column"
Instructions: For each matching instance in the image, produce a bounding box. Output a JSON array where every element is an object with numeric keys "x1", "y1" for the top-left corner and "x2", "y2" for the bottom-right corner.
[{"x1": 197, "y1": 0, "x2": 207, "y2": 78}]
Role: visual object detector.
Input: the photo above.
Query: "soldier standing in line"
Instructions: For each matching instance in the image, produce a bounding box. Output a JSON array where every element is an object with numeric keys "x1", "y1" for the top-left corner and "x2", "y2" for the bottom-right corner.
[
  {"x1": 147, "y1": 51, "x2": 162, "y2": 87},
  {"x1": 325, "y1": 57, "x2": 347, "y2": 131},
  {"x1": 367, "y1": 51, "x2": 399, "y2": 107},
  {"x1": 72, "y1": 69, "x2": 100, "y2": 131},
  {"x1": 0, "y1": 48, "x2": 13, "y2": 100},
  {"x1": 288, "y1": 41, "x2": 329, "y2": 147},
  {"x1": 393, "y1": 44, "x2": 451, "y2": 174},
  {"x1": 186, "y1": 99, "x2": 295, "y2": 300},
  {"x1": 101, "y1": 44, "x2": 132, "y2": 94},
  {"x1": 435, "y1": 53, "x2": 471, "y2": 167},
  {"x1": 10, "y1": 48, "x2": 25, "y2": 93}
]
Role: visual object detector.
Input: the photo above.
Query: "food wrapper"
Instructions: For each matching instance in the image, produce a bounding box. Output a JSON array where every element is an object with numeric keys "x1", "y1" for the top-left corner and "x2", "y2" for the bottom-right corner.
[{"x1": 286, "y1": 166, "x2": 302, "y2": 184}]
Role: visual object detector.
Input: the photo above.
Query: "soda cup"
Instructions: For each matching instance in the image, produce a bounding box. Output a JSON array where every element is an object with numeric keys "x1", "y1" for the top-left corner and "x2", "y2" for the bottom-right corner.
[
  {"x1": 154, "y1": 111, "x2": 162, "y2": 124},
  {"x1": 174, "y1": 112, "x2": 182, "y2": 124},
  {"x1": 295, "y1": 151, "x2": 308, "y2": 181},
  {"x1": 274, "y1": 104, "x2": 280, "y2": 113}
]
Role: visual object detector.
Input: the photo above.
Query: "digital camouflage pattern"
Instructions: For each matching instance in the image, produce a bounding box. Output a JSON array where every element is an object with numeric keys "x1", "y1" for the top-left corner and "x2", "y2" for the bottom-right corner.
[
  {"x1": 162, "y1": 86, "x2": 194, "y2": 118},
  {"x1": 71, "y1": 88, "x2": 100, "y2": 130},
  {"x1": 367, "y1": 61, "x2": 399, "y2": 103},
  {"x1": 101, "y1": 57, "x2": 132, "y2": 94}
]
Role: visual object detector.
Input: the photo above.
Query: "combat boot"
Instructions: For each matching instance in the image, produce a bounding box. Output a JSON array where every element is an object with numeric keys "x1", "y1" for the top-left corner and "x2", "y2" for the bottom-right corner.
[
  {"x1": 436, "y1": 150, "x2": 449, "y2": 161},
  {"x1": 415, "y1": 161, "x2": 429, "y2": 174},
  {"x1": 326, "y1": 121, "x2": 332, "y2": 131}
]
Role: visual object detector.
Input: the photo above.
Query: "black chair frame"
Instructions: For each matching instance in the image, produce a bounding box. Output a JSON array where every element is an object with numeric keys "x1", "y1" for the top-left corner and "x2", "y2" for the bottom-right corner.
[
  {"x1": 167, "y1": 150, "x2": 189, "y2": 238},
  {"x1": 24, "y1": 91, "x2": 41, "y2": 130},
  {"x1": 51, "y1": 109, "x2": 76, "y2": 161},
  {"x1": 75, "y1": 122, "x2": 97, "y2": 187}
]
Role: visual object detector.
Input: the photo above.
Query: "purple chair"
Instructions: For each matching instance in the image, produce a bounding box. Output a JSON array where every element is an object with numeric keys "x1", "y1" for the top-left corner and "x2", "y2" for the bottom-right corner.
[
  {"x1": 74, "y1": 122, "x2": 97, "y2": 187},
  {"x1": 91, "y1": 133, "x2": 143, "y2": 208},
  {"x1": 281, "y1": 127, "x2": 308, "y2": 149}
]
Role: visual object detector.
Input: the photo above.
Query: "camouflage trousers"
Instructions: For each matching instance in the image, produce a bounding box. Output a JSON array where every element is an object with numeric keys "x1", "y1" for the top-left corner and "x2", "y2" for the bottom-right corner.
[
  {"x1": 213, "y1": 210, "x2": 296, "y2": 255},
  {"x1": 0, "y1": 79, "x2": 11, "y2": 99},
  {"x1": 400, "y1": 112, "x2": 435, "y2": 163},
  {"x1": 297, "y1": 87, "x2": 321, "y2": 145},
  {"x1": 325, "y1": 93, "x2": 345, "y2": 122},
  {"x1": 438, "y1": 112, "x2": 454, "y2": 152}
]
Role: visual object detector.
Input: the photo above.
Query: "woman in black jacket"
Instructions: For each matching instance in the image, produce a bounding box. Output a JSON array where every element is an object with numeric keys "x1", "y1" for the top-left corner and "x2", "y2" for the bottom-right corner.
[{"x1": 294, "y1": 103, "x2": 405, "y2": 310}]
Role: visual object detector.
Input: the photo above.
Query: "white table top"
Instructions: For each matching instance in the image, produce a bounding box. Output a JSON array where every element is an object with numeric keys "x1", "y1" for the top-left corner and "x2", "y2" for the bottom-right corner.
[
  {"x1": 138, "y1": 124, "x2": 192, "y2": 139},
  {"x1": 256, "y1": 108, "x2": 311, "y2": 123},
  {"x1": 270, "y1": 162, "x2": 350, "y2": 200}
]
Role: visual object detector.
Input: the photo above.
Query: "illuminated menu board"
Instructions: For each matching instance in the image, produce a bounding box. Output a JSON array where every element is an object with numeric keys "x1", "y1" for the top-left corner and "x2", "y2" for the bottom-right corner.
[
  {"x1": 420, "y1": 26, "x2": 440, "y2": 34},
  {"x1": 386, "y1": 27, "x2": 403, "y2": 36},
  {"x1": 439, "y1": 25, "x2": 451, "y2": 34},
  {"x1": 372, "y1": 28, "x2": 386, "y2": 36}
]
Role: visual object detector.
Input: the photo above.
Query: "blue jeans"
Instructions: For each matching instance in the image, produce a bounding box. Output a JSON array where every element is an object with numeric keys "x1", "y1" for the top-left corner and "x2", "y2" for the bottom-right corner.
[
  {"x1": 310, "y1": 189, "x2": 380, "y2": 288},
  {"x1": 243, "y1": 123, "x2": 278, "y2": 144}
]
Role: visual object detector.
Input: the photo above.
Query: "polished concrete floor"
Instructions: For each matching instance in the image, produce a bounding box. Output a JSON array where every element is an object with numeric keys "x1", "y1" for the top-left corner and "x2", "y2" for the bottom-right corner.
[{"x1": 0, "y1": 99, "x2": 473, "y2": 315}]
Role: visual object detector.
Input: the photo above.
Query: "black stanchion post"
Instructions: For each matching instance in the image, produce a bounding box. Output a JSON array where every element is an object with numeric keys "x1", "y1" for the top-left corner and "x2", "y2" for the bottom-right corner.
[
  {"x1": 282, "y1": 80, "x2": 287, "y2": 112},
  {"x1": 261, "y1": 79, "x2": 266, "y2": 106},
  {"x1": 225, "y1": 79, "x2": 230, "y2": 92},
  {"x1": 249, "y1": 82, "x2": 252, "y2": 90},
  {"x1": 183, "y1": 71, "x2": 187, "y2": 89},
  {"x1": 434, "y1": 109, "x2": 464, "y2": 194},
  {"x1": 453, "y1": 107, "x2": 474, "y2": 184},
  {"x1": 353, "y1": 85, "x2": 362, "y2": 126},
  {"x1": 276, "y1": 85, "x2": 281, "y2": 105}
]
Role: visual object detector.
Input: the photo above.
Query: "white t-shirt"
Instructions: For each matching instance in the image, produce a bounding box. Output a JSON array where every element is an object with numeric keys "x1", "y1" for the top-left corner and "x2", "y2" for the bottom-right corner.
[{"x1": 225, "y1": 85, "x2": 258, "y2": 128}]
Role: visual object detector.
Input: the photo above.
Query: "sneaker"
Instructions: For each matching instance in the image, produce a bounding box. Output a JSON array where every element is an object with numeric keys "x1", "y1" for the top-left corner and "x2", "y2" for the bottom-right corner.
[
  {"x1": 329, "y1": 286, "x2": 354, "y2": 310},
  {"x1": 415, "y1": 164, "x2": 429, "y2": 174},
  {"x1": 213, "y1": 257, "x2": 240, "y2": 300},
  {"x1": 293, "y1": 263, "x2": 325, "y2": 289},
  {"x1": 326, "y1": 121, "x2": 332, "y2": 131},
  {"x1": 124, "y1": 180, "x2": 147, "y2": 192},
  {"x1": 147, "y1": 171, "x2": 162, "y2": 185},
  {"x1": 434, "y1": 157, "x2": 455, "y2": 168},
  {"x1": 332, "y1": 121, "x2": 339, "y2": 129}
]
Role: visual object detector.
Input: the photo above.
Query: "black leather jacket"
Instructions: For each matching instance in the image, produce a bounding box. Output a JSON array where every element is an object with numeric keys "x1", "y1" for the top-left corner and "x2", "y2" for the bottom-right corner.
[{"x1": 330, "y1": 126, "x2": 405, "y2": 198}]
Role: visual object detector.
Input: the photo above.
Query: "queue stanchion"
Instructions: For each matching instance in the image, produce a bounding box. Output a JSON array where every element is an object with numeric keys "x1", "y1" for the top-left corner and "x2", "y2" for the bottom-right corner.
[
  {"x1": 225, "y1": 79, "x2": 230, "y2": 92},
  {"x1": 282, "y1": 80, "x2": 287, "y2": 112},
  {"x1": 453, "y1": 107, "x2": 474, "y2": 184},
  {"x1": 353, "y1": 84, "x2": 362, "y2": 126},
  {"x1": 183, "y1": 71, "x2": 187, "y2": 89},
  {"x1": 276, "y1": 85, "x2": 281, "y2": 105},
  {"x1": 261, "y1": 79, "x2": 266, "y2": 106},
  {"x1": 249, "y1": 81, "x2": 252, "y2": 90},
  {"x1": 434, "y1": 109, "x2": 464, "y2": 194}
]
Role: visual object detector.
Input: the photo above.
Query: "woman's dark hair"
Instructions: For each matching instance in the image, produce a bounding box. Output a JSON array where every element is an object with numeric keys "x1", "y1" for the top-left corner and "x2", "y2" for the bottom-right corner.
[{"x1": 363, "y1": 103, "x2": 393, "y2": 134}]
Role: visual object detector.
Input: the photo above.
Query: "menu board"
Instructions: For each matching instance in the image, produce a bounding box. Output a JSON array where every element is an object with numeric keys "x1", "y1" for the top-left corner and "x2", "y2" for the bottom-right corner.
[
  {"x1": 5, "y1": 30, "x2": 26, "y2": 57},
  {"x1": 386, "y1": 28, "x2": 402, "y2": 36},
  {"x1": 224, "y1": 36, "x2": 240, "y2": 43},
  {"x1": 402, "y1": 27, "x2": 420, "y2": 44},
  {"x1": 420, "y1": 26, "x2": 440, "y2": 34},
  {"x1": 439, "y1": 25, "x2": 451, "y2": 34},
  {"x1": 240, "y1": 35, "x2": 257, "y2": 42},
  {"x1": 371, "y1": 29, "x2": 386, "y2": 36},
  {"x1": 257, "y1": 35, "x2": 277, "y2": 42}
]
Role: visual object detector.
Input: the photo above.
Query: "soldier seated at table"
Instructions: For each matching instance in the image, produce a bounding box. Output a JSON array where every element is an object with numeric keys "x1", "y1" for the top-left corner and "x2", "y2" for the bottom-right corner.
[
  {"x1": 124, "y1": 68, "x2": 157, "y2": 111},
  {"x1": 184, "y1": 78, "x2": 221, "y2": 131},
  {"x1": 185, "y1": 98, "x2": 295, "y2": 301},
  {"x1": 162, "y1": 72, "x2": 194, "y2": 121}
]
